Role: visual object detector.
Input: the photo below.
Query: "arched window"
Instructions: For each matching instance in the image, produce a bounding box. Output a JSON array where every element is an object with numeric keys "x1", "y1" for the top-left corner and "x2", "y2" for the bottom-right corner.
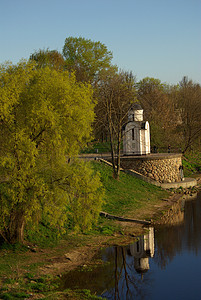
[{"x1": 132, "y1": 128, "x2": 135, "y2": 140}]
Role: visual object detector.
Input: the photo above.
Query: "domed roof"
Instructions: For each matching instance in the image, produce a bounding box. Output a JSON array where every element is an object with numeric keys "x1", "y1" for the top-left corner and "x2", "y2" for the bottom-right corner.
[{"x1": 131, "y1": 103, "x2": 143, "y2": 110}]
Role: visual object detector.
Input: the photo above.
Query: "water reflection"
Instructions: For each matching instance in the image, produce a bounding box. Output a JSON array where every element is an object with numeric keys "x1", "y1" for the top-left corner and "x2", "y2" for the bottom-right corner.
[
  {"x1": 100, "y1": 228, "x2": 155, "y2": 300},
  {"x1": 155, "y1": 192, "x2": 201, "y2": 269},
  {"x1": 62, "y1": 228, "x2": 155, "y2": 299},
  {"x1": 128, "y1": 227, "x2": 154, "y2": 274},
  {"x1": 62, "y1": 192, "x2": 201, "y2": 300}
]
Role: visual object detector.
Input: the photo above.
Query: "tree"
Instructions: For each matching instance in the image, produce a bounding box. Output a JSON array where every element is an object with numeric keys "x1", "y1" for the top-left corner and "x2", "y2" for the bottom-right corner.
[
  {"x1": 95, "y1": 70, "x2": 137, "y2": 179},
  {"x1": 62, "y1": 36, "x2": 113, "y2": 83},
  {"x1": 174, "y1": 77, "x2": 201, "y2": 153},
  {"x1": 65, "y1": 160, "x2": 104, "y2": 232},
  {"x1": 30, "y1": 49, "x2": 65, "y2": 70},
  {"x1": 137, "y1": 77, "x2": 177, "y2": 150},
  {"x1": 0, "y1": 61, "x2": 103, "y2": 243}
]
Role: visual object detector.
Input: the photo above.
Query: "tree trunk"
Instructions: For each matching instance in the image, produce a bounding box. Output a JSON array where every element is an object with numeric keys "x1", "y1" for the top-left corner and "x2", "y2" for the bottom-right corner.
[
  {"x1": 6, "y1": 213, "x2": 25, "y2": 244},
  {"x1": 116, "y1": 128, "x2": 122, "y2": 181},
  {"x1": 14, "y1": 219, "x2": 25, "y2": 243},
  {"x1": 108, "y1": 117, "x2": 118, "y2": 179},
  {"x1": 110, "y1": 137, "x2": 117, "y2": 179}
]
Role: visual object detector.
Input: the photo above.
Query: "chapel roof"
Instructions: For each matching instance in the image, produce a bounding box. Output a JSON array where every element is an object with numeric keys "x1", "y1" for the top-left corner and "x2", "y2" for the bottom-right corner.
[{"x1": 130, "y1": 103, "x2": 143, "y2": 110}]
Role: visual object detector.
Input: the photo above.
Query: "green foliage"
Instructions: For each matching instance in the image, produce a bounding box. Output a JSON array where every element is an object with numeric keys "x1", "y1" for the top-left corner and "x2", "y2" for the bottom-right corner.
[
  {"x1": 30, "y1": 48, "x2": 65, "y2": 70},
  {"x1": 137, "y1": 77, "x2": 168, "y2": 95},
  {"x1": 63, "y1": 36, "x2": 113, "y2": 83},
  {"x1": 66, "y1": 160, "x2": 105, "y2": 232},
  {"x1": 0, "y1": 61, "x2": 103, "y2": 243}
]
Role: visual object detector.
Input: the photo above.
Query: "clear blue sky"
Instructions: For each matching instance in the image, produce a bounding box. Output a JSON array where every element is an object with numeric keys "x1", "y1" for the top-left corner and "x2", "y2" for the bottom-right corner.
[{"x1": 1, "y1": 0, "x2": 200, "y2": 84}]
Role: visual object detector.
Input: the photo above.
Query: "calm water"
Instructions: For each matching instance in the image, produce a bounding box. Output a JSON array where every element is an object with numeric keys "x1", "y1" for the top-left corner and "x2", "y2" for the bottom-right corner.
[{"x1": 62, "y1": 192, "x2": 201, "y2": 300}]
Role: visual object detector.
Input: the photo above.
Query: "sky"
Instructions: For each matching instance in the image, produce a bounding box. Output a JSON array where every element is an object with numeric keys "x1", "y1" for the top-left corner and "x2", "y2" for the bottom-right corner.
[{"x1": 1, "y1": 0, "x2": 201, "y2": 85}]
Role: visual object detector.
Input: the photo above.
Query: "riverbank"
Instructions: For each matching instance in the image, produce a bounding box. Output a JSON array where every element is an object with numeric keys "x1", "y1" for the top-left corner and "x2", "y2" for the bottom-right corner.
[
  {"x1": 0, "y1": 163, "x2": 200, "y2": 299},
  {"x1": 0, "y1": 200, "x2": 179, "y2": 300}
]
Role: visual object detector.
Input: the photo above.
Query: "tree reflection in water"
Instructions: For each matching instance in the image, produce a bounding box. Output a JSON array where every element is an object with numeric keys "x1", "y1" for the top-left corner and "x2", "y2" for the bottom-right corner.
[
  {"x1": 154, "y1": 192, "x2": 201, "y2": 269},
  {"x1": 101, "y1": 227, "x2": 155, "y2": 300}
]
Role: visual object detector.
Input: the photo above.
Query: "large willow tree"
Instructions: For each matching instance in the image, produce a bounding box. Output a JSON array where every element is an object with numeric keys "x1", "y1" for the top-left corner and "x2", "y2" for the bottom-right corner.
[{"x1": 0, "y1": 61, "x2": 104, "y2": 243}]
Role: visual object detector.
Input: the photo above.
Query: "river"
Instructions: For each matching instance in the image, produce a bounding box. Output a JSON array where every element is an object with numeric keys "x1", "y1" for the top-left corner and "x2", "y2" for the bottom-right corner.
[{"x1": 62, "y1": 191, "x2": 201, "y2": 300}]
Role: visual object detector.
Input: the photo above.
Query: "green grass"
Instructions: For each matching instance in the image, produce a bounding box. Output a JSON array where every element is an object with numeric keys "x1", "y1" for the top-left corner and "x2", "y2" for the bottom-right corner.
[
  {"x1": 25, "y1": 221, "x2": 60, "y2": 248},
  {"x1": 0, "y1": 274, "x2": 105, "y2": 300},
  {"x1": 91, "y1": 161, "x2": 169, "y2": 217},
  {"x1": 0, "y1": 274, "x2": 60, "y2": 300},
  {"x1": 0, "y1": 250, "x2": 30, "y2": 277},
  {"x1": 183, "y1": 151, "x2": 201, "y2": 176}
]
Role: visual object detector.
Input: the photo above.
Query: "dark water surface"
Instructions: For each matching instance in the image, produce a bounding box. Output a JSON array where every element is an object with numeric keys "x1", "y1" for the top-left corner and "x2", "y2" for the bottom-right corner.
[{"x1": 62, "y1": 192, "x2": 201, "y2": 300}]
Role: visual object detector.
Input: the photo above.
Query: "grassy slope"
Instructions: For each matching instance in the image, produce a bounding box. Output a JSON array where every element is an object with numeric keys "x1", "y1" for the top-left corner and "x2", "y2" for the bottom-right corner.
[{"x1": 91, "y1": 161, "x2": 169, "y2": 219}]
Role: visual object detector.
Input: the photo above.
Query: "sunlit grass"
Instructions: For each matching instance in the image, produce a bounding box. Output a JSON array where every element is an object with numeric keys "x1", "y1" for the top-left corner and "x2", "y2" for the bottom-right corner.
[{"x1": 91, "y1": 161, "x2": 168, "y2": 216}]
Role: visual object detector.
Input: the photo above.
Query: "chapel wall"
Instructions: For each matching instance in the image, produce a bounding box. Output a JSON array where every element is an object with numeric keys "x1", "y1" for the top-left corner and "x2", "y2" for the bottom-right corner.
[{"x1": 119, "y1": 154, "x2": 182, "y2": 183}]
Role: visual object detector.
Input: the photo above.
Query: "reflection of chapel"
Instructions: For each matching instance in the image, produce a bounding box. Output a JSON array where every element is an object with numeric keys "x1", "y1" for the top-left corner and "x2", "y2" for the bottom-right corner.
[
  {"x1": 129, "y1": 227, "x2": 154, "y2": 273},
  {"x1": 123, "y1": 103, "x2": 150, "y2": 155}
]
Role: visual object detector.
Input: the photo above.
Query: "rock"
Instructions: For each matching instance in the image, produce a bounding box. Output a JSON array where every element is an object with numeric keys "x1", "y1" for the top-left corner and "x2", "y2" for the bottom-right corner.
[{"x1": 154, "y1": 175, "x2": 159, "y2": 181}]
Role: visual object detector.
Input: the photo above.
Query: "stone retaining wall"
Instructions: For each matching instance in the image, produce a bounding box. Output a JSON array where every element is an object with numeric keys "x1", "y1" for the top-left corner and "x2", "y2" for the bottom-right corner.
[{"x1": 119, "y1": 154, "x2": 182, "y2": 183}]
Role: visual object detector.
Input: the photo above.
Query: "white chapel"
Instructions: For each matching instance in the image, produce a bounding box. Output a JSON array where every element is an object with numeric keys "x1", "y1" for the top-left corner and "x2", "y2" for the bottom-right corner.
[{"x1": 123, "y1": 103, "x2": 150, "y2": 155}]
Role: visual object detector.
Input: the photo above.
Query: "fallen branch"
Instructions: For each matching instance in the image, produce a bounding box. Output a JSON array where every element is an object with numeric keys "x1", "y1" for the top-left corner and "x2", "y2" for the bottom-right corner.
[{"x1": 100, "y1": 211, "x2": 151, "y2": 225}]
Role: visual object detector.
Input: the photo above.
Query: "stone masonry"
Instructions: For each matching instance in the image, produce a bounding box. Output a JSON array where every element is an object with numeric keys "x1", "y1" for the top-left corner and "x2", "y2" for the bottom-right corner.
[{"x1": 119, "y1": 153, "x2": 182, "y2": 183}]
